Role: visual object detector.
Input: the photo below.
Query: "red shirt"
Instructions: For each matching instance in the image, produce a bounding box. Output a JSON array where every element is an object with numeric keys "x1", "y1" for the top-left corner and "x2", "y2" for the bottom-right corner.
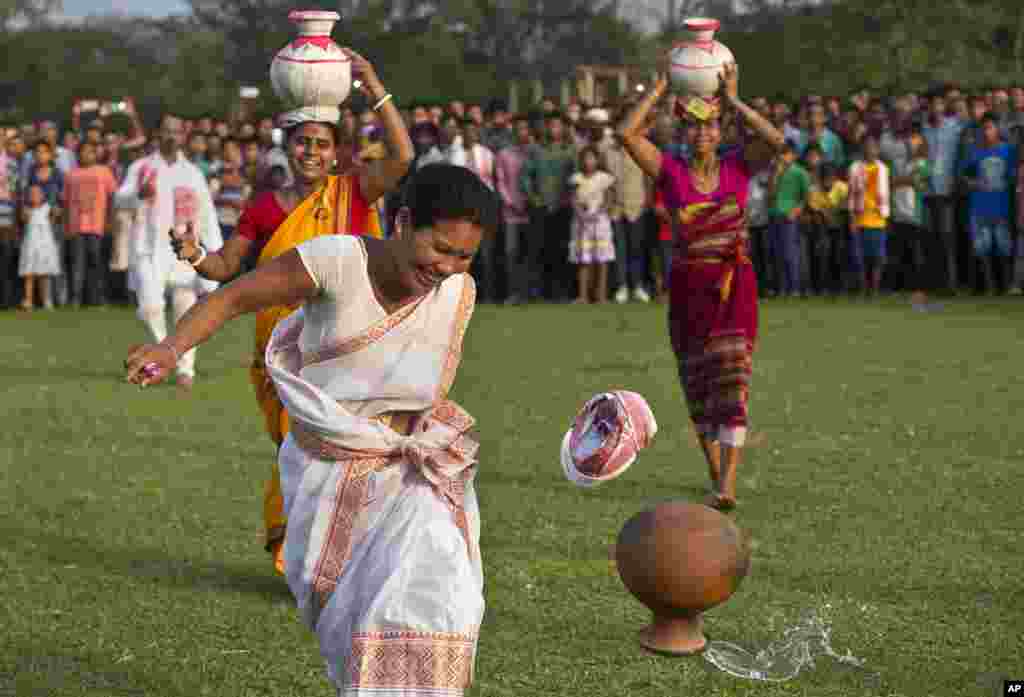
[
  {"x1": 236, "y1": 176, "x2": 375, "y2": 257},
  {"x1": 64, "y1": 165, "x2": 117, "y2": 235},
  {"x1": 236, "y1": 191, "x2": 289, "y2": 258}
]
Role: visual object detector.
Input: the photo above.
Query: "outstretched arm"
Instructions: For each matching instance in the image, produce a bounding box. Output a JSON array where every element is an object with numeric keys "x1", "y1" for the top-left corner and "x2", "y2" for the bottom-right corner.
[{"x1": 125, "y1": 250, "x2": 317, "y2": 386}]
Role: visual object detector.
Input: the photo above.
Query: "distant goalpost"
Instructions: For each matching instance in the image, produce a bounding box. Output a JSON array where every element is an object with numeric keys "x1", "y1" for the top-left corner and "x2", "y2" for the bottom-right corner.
[{"x1": 507, "y1": 65, "x2": 659, "y2": 112}]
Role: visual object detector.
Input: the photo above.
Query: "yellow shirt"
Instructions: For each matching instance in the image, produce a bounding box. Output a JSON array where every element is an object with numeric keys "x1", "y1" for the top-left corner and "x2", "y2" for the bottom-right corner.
[
  {"x1": 827, "y1": 180, "x2": 849, "y2": 210},
  {"x1": 856, "y1": 163, "x2": 886, "y2": 229}
]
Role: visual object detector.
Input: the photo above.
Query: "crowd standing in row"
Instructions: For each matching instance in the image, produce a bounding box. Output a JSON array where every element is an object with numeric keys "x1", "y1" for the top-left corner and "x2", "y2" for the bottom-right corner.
[{"x1": 3, "y1": 83, "x2": 1024, "y2": 316}]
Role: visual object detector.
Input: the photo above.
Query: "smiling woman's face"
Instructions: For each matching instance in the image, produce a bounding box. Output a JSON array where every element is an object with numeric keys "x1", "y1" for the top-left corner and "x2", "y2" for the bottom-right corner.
[
  {"x1": 684, "y1": 118, "x2": 721, "y2": 156},
  {"x1": 287, "y1": 123, "x2": 336, "y2": 186}
]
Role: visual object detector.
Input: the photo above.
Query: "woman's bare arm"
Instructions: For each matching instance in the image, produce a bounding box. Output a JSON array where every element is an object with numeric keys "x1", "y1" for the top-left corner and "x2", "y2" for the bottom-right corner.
[
  {"x1": 617, "y1": 78, "x2": 667, "y2": 181},
  {"x1": 192, "y1": 234, "x2": 254, "y2": 282},
  {"x1": 719, "y1": 63, "x2": 785, "y2": 170},
  {"x1": 345, "y1": 49, "x2": 414, "y2": 204}
]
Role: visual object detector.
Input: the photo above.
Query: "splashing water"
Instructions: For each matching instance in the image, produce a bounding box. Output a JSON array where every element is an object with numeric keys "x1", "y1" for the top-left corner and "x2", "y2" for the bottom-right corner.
[{"x1": 704, "y1": 608, "x2": 870, "y2": 682}]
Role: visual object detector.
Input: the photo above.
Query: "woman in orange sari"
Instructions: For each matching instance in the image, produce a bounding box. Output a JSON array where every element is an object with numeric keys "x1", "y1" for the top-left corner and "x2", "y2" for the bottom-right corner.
[
  {"x1": 618, "y1": 61, "x2": 784, "y2": 510},
  {"x1": 171, "y1": 48, "x2": 413, "y2": 572}
]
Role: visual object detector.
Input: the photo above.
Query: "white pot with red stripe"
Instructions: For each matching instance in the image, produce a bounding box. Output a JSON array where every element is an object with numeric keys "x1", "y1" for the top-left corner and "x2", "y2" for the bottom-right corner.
[
  {"x1": 668, "y1": 18, "x2": 734, "y2": 97},
  {"x1": 270, "y1": 10, "x2": 351, "y2": 116}
]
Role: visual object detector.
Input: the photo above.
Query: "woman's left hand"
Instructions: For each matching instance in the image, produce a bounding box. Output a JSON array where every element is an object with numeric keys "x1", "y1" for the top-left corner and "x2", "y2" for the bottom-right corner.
[
  {"x1": 341, "y1": 48, "x2": 383, "y2": 96},
  {"x1": 719, "y1": 61, "x2": 738, "y2": 101}
]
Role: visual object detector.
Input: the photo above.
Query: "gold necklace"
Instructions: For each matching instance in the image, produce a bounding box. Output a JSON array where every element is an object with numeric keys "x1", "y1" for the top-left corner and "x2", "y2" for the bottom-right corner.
[{"x1": 691, "y1": 157, "x2": 720, "y2": 194}]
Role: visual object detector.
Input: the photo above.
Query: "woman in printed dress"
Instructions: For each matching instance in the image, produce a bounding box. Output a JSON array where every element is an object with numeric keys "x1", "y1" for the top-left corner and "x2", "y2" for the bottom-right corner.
[
  {"x1": 618, "y1": 61, "x2": 785, "y2": 510},
  {"x1": 127, "y1": 164, "x2": 497, "y2": 696}
]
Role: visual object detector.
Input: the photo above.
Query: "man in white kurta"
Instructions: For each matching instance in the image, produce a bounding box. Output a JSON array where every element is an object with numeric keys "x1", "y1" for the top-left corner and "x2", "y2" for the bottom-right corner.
[{"x1": 117, "y1": 116, "x2": 221, "y2": 387}]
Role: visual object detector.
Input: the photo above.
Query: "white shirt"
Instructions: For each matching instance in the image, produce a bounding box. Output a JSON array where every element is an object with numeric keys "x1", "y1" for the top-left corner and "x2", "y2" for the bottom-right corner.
[
  {"x1": 117, "y1": 150, "x2": 222, "y2": 291},
  {"x1": 570, "y1": 171, "x2": 615, "y2": 215},
  {"x1": 461, "y1": 143, "x2": 495, "y2": 190}
]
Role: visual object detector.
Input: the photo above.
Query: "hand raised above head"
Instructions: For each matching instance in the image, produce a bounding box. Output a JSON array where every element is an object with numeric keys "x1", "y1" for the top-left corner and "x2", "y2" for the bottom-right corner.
[
  {"x1": 656, "y1": 50, "x2": 671, "y2": 86},
  {"x1": 340, "y1": 48, "x2": 382, "y2": 94},
  {"x1": 718, "y1": 61, "x2": 739, "y2": 101}
]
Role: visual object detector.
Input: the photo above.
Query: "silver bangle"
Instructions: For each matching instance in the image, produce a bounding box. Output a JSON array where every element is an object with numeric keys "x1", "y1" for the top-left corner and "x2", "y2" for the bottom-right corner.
[
  {"x1": 188, "y1": 244, "x2": 207, "y2": 267},
  {"x1": 373, "y1": 93, "x2": 393, "y2": 111}
]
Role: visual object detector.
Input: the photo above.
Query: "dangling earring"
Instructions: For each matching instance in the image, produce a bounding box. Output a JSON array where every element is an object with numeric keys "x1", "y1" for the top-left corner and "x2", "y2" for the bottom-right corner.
[{"x1": 394, "y1": 208, "x2": 412, "y2": 240}]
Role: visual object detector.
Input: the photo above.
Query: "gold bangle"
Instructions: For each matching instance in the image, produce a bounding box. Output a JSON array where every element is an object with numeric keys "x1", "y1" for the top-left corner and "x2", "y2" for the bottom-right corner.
[{"x1": 373, "y1": 93, "x2": 393, "y2": 111}]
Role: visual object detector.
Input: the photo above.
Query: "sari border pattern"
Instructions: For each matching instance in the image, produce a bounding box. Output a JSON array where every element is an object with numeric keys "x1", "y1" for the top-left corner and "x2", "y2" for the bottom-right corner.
[
  {"x1": 301, "y1": 293, "x2": 428, "y2": 367},
  {"x1": 295, "y1": 399, "x2": 478, "y2": 612},
  {"x1": 346, "y1": 630, "x2": 477, "y2": 691},
  {"x1": 436, "y1": 275, "x2": 477, "y2": 402}
]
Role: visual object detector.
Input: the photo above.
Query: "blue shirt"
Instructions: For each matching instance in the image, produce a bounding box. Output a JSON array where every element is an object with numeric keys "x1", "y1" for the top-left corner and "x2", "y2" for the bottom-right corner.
[
  {"x1": 959, "y1": 143, "x2": 1016, "y2": 220},
  {"x1": 922, "y1": 117, "x2": 964, "y2": 197}
]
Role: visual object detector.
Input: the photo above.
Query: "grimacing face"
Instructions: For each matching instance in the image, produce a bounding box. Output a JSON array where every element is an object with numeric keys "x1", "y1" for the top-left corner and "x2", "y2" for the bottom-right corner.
[{"x1": 396, "y1": 218, "x2": 482, "y2": 297}]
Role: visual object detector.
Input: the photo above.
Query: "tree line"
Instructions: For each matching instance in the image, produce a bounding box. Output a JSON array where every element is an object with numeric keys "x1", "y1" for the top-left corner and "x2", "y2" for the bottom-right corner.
[{"x1": 2, "y1": 0, "x2": 1024, "y2": 127}]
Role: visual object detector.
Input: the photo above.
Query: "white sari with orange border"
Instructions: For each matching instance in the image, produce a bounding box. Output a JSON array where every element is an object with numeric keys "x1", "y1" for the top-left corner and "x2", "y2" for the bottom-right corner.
[{"x1": 265, "y1": 234, "x2": 481, "y2": 695}]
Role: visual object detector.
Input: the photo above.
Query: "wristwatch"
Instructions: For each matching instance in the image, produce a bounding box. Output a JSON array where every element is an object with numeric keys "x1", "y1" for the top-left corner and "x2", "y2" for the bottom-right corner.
[{"x1": 187, "y1": 244, "x2": 207, "y2": 267}]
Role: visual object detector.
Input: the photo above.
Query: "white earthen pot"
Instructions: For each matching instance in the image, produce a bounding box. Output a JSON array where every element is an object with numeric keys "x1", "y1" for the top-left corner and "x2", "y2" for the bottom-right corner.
[
  {"x1": 668, "y1": 18, "x2": 734, "y2": 97},
  {"x1": 270, "y1": 10, "x2": 351, "y2": 111}
]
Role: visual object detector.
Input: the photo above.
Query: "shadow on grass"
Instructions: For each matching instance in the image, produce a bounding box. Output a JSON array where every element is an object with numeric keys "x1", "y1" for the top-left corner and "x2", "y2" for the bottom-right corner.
[
  {"x1": 12, "y1": 525, "x2": 293, "y2": 602},
  {"x1": 0, "y1": 365, "x2": 128, "y2": 381},
  {"x1": 5, "y1": 647, "x2": 189, "y2": 697}
]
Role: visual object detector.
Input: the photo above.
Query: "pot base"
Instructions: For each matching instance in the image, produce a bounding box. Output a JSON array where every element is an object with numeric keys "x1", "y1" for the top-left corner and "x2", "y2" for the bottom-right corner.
[{"x1": 638, "y1": 613, "x2": 707, "y2": 656}]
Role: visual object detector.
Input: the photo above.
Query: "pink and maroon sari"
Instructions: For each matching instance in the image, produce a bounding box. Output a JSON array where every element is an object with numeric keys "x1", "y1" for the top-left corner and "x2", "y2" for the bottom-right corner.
[{"x1": 658, "y1": 148, "x2": 758, "y2": 447}]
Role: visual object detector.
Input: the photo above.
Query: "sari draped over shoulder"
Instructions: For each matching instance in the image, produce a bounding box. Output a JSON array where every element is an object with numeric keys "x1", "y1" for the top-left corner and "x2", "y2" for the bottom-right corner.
[
  {"x1": 265, "y1": 235, "x2": 480, "y2": 695},
  {"x1": 249, "y1": 173, "x2": 381, "y2": 552},
  {"x1": 659, "y1": 150, "x2": 758, "y2": 446}
]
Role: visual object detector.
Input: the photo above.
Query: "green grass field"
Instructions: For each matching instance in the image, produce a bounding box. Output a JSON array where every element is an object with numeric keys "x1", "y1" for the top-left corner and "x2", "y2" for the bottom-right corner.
[{"x1": 2, "y1": 297, "x2": 1023, "y2": 696}]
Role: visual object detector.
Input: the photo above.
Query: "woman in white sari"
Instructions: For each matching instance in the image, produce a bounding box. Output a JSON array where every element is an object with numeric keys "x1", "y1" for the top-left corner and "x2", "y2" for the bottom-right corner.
[{"x1": 126, "y1": 164, "x2": 499, "y2": 696}]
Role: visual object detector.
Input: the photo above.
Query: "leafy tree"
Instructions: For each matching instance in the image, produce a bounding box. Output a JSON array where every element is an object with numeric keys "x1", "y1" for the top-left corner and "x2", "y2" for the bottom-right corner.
[{"x1": 0, "y1": 0, "x2": 62, "y2": 31}]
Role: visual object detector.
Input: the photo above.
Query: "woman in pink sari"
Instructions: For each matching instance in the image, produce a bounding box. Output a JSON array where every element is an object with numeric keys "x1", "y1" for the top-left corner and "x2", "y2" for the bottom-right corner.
[
  {"x1": 618, "y1": 62, "x2": 785, "y2": 510},
  {"x1": 126, "y1": 165, "x2": 498, "y2": 696}
]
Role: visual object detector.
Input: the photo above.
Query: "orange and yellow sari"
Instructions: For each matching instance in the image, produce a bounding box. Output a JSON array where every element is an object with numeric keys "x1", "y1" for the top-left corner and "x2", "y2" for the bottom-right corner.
[{"x1": 250, "y1": 172, "x2": 381, "y2": 571}]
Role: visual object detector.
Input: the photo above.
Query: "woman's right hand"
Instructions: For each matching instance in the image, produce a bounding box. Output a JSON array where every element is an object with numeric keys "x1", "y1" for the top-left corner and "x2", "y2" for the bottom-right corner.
[
  {"x1": 656, "y1": 49, "x2": 671, "y2": 87},
  {"x1": 170, "y1": 222, "x2": 200, "y2": 263},
  {"x1": 125, "y1": 343, "x2": 178, "y2": 387}
]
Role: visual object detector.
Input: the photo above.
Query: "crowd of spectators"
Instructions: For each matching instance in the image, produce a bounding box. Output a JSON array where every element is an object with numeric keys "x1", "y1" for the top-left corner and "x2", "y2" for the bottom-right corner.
[{"x1": 3, "y1": 82, "x2": 1023, "y2": 312}]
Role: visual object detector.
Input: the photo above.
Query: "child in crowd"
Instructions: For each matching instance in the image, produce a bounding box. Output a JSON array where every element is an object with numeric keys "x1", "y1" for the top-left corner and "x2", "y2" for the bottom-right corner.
[
  {"x1": 209, "y1": 138, "x2": 251, "y2": 240},
  {"x1": 888, "y1": 133, "x2": 931, "y2": 299},
  {"x1": 769, "y1": 140, "x2": 811, "y2": 297},
  {"x1": 63, "y1": 140, "x2": 117, "y2": 306},
  {"x1": 848, "y1": 134, "x2": 890, "y2": 296},
  {"x1": 26, "y1": 140, "x2": 66, "y2": 304},
  {"x1": 959, "y1": 113, "x2": 1016, "y2": 294},
  {"x1": 810, "y1": 163, "x2": 849, "y2": 294},
  {"x1": 568, "y1": 146, "x2": 616, "y2": 304},
  {"x1": 18, "y1": 184, "x2": 61, "y2": 310},
  {"x1": 801, "y1": 144, "x2": 827, "y2": 294},
  {"x1": 745, "y1": 167, "x2": 773, "y2": 296}
]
